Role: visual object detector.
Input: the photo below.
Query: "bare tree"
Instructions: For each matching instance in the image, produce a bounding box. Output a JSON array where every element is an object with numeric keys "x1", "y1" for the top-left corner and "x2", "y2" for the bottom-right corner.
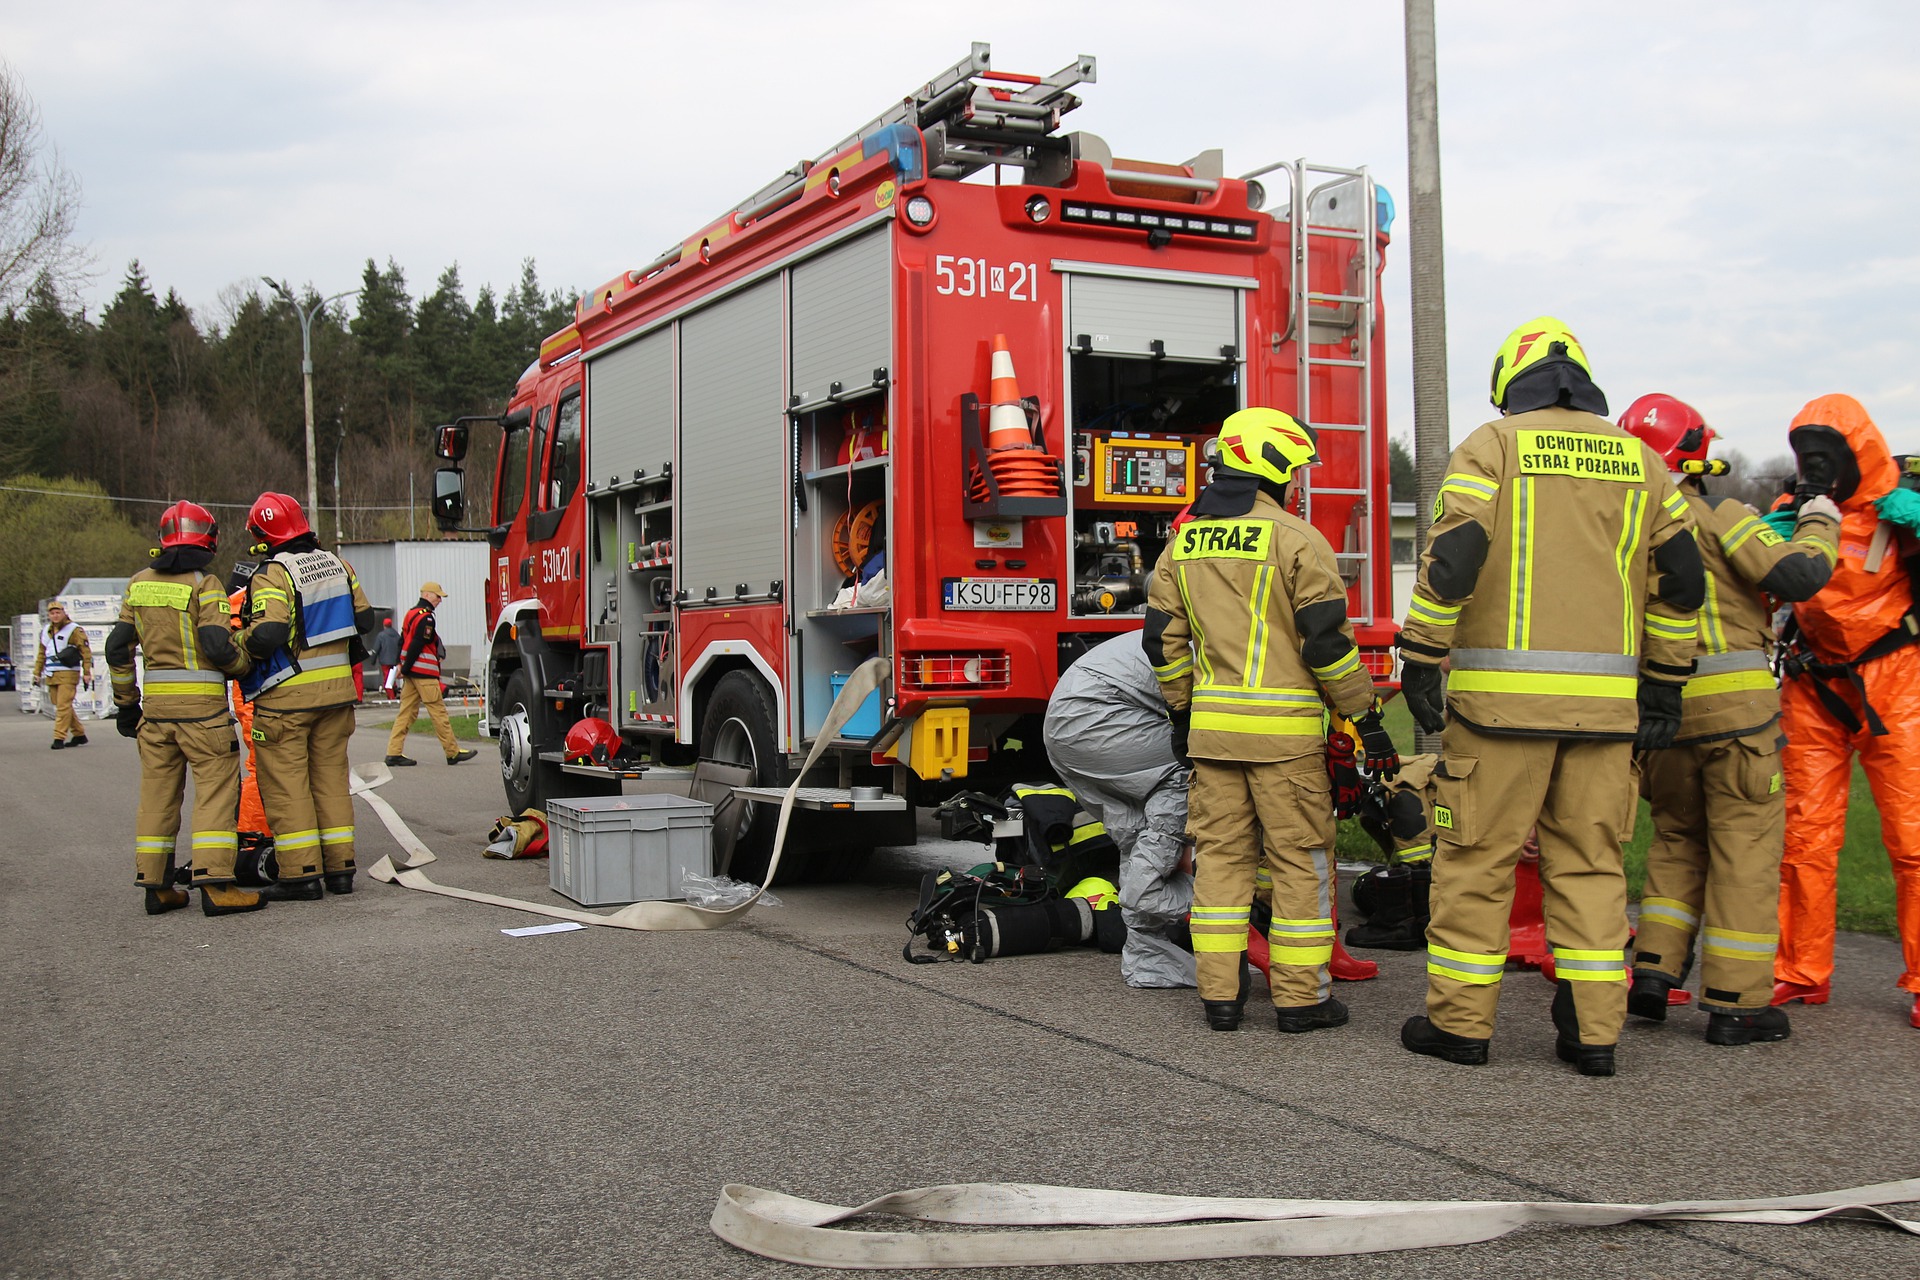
[{"x1": 0, "y1": 61, "x2": 89, "y2": 311}]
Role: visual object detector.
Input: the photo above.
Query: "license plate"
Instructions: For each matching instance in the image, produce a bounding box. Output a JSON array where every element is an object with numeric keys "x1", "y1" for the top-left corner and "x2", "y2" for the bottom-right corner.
[{"x1": 942, "y1": 578, "x2": 1057, "y2": 611}]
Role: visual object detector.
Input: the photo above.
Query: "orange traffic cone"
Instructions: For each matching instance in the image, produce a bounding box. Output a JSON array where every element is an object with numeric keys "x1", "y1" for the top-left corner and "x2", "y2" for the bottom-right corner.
[{"x1": 980, "y1": 334, "x2": 1058, "y2": 499}]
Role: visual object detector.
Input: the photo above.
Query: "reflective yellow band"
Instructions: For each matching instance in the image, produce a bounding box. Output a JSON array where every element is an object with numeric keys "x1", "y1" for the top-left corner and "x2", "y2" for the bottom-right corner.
[
  {"x1": 1406, "y1": 596, "x2": 1461, "y2": 627},
  {"x1": 1639, "y1": 897, "x2": 1699, "y2": 929},
  {"x1": 1446, "y1": 669, "x2": 1636, "y2": 700},
  {"x1": 1397, "y1": 842, "x2": 1433, "y2": 863},
  {"x1": 1662, "y1": 490, "x2": 1690, "y2": 518},
  {"x1": 276, "y1": 829, "x2": 321, "y2": 851},
  {"x1": 1682, "y1": 670, "x2": 1778, "y2": 699},
  {"x1": 1190, "y1": 906, "x2": 1251, "y2": 922},
  {"x1": 1428, "y1": 944, "x2": 1505, "y2": 984},
  {"x1": 136, "y1": 837, "x2": 176, "y2": 850},
  {"x1": 1721, "y1": 515, "x2": 1768, "y2": 556},
  {"x1": 1152, "y1": 655, "x2": 1193, "y2": 680},
  {"x1": 1269, "y1": 944, "x2": 1334, "y2": 966},
  {"x1": 279, "y1": 667, "x2": 354, "y2": 689},
  {"x1": 1311, "y1": 649, "x2": 1362, "y2": 682},
  {"x1": 1643, "y1": 614, "x2": 1697, "y2": 640},
  {"x1": 1702, "y1": 927, "x2": 1777, "y2": 959},
  {"x1": 1254, "y1": 868, "x2": 1273, "y2": 889},
  {"x1": 250, "y1": 588, "x2": 290, "y2": 603},
  {"x1": 1190, "y1": 712, "x2": 1325, "y2": 735},
  {"x1": 1192, "y1": 689, "x2": 1323, "y2": 707},
  {"x1": 1553, "y1": 947, "x2": 1627, "y2": 980},
  {"x1": 1440, "y1": 473, "x2": 1498, "y2": 501},
  {"x1": 1268, "y1": 917, "x2": 1335, "y2": 937},
  {"x1": 319, "y1": 826, "x2": 355, "y2": 845},
  {"x1": 1192, "y1": 933, "x2": 1251, "y2": 953},
  {"x1": 146, "y1": 682, "x2": 224, "y2": 697}
]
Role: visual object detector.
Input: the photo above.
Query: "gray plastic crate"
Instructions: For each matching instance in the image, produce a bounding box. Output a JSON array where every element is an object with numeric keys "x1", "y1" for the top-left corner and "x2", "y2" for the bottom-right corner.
[{"x1": 547, "y1": 794, "x2": 714, "y2": 906}]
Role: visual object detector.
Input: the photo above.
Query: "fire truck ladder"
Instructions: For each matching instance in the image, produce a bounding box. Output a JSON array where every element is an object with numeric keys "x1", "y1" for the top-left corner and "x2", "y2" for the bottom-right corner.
[
  {"x1": 632, "y1": 44, "x2": 1097, "y2": 279},
  {"x1": 1263, "y1": 160, "x2": 1381, "y2": 622}
]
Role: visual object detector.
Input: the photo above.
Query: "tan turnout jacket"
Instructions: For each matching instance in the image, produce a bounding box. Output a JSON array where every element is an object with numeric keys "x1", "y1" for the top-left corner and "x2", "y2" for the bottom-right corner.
[
  {"x1": 1397, "y1": 406, "x2": 1703, "y2": 738},
  {"x1": 1144, "y1": 491, "x2": 1376, "y2": 762}
]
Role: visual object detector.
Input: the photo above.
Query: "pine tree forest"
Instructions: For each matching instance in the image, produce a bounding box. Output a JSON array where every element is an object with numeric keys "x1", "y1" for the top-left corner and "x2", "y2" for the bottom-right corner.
[{"x1": 0, "y1": 257, "x2": 576, "y2": 619}]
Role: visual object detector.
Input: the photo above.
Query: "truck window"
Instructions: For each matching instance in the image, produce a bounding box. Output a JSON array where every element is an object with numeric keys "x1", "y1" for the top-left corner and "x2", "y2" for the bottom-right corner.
[
  {"x1": 544, "y1": 389, "x2": 582, "y2": 511},
  {"x1": 495, "y1": 423, "x2": 530, "y2": 524},
  {"x1": 529, "y1": 404, "x2": 552, "y2": 507}
]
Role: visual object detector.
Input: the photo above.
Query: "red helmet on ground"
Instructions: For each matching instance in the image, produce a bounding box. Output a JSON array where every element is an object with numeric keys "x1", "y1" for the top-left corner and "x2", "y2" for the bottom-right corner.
[
  {"x1": 564, "y1": 717, "x2": 624, "y2": 767},
  {"x1": 1619, "y1": 393, "x2": 1714, "y2": 470},
  {"x1": 158, "y1": 500, "x2": 218, "y2": 550},
  {"x1": 246, "y1": 492, "x2": 311, "y2": 544}
]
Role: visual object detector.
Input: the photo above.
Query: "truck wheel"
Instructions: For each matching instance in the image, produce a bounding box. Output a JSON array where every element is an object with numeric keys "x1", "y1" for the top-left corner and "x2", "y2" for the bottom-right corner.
[
  {"x1": 698, "y1": 670, "x2": 809, "y2": 883},
  {"x1": 498, "y1": 668, "x2": 616, "y2": 814}
]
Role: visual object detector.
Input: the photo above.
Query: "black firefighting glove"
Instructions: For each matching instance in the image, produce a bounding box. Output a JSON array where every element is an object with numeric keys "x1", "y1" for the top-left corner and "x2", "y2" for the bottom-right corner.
[
  {"x1": 1634, "y1": 679, "x2": 1683, "y2": 752},
  {"x1": 1399, "y1": 660, "x2": 1447, "y2": 735},
  {"x1": 1352, "y1": 700, "x2": 1401, "y2": 777},
  {"x1": 116, "y1": 703, "x2": 143, "y2": 738},
  {"x1": 1168, "y1": 707, "x2": 1192, "y2": 769}
]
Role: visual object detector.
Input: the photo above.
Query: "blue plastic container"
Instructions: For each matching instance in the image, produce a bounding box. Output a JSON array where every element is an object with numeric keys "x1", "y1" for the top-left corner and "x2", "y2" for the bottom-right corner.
[{"x1": 828, "y1": 672, "x2": 883, "y2": 739}]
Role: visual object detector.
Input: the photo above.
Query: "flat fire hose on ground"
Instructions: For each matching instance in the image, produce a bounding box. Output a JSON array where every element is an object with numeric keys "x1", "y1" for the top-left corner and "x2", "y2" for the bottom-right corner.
[
  {"x1": 359, "y1": 657, "x2": 889, "y2": 930},
  {"x1": 709, "y1": 1179, "x2": 1920, "y2": 1268}
]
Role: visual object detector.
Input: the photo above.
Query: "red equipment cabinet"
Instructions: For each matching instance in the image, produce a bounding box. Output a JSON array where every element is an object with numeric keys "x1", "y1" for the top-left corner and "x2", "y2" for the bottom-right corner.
[{"x1": 433, "y1": 44, "x2": 1396, "y2": 880}]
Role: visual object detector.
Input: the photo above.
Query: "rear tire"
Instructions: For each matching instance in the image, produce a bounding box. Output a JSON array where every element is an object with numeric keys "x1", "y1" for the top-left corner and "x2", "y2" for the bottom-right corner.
[
  {"x1": 698, "y1": 670, "x2": 810, "y2": 883},
  {"x1": 498, "y1": 668, "x2": 617, "y2": 815}
]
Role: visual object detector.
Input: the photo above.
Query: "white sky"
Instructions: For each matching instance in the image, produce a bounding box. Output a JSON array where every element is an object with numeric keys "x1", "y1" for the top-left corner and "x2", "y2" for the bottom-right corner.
[{"x1": 6, "y1": 0, "x2": 1917, "y2": 464}]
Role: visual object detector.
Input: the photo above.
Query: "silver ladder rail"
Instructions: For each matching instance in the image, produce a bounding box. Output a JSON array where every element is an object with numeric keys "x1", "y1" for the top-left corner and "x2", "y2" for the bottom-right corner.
[{"x1": 1287, "y1": 160, "x2": 1380, "y2": 623}]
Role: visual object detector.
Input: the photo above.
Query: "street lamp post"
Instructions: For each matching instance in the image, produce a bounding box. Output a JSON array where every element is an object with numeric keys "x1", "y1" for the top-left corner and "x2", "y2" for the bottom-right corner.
[{"x1": 264, "y1": 278, "x2": 355, "y2": 535}]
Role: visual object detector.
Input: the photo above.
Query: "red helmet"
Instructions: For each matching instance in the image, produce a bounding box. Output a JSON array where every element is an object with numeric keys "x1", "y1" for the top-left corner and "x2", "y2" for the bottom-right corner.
[
  {"x1": 564, "y1": 717, "x2": 625, "y2": 767},
  {"x1": 246, "y1": 492, "x2": 311, "y2": 544},
  {"x1": 158, "y1": 500, "x2": 218, "y2": 550},
  {"x1": 1619, "y1": 394, "x2": 1714, "y2": 470}
]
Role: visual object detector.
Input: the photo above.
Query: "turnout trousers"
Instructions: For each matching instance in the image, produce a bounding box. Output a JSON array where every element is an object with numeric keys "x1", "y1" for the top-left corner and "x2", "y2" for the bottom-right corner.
[
  {"x1": 386, "y1": 676, "x2": 459, "y2": 759},
  {"x1": 1425, "y1": 721, "x2": 1634, "y2": 1044},
  {"x1": 1779, "y1": 644, "x2": 1920, "y2": 995},
  {"x1": 1635, "y1": 731, "x2": 1785, "y2": 1012},
  {"x1": 1188, "y1": 757, "x2": 1336, "y2": 1008},
  {"x1": 46, "y1": 671, "x2": 80, "y2": 740},
  {"x1": 253, "y1": 704, "x2": 357, "y2": 883},
  {"x1": 134, "y1": 717, "x2": 242, "y2": 887}
]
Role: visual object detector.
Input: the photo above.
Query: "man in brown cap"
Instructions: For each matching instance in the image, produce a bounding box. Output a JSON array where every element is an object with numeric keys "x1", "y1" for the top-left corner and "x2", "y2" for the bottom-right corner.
[
  {"x1": 33, "y1": 601, "x2": 94, "y2": 748},
  {"x1": 385, "y1": 582, "x2": 476, "y2": 766}
]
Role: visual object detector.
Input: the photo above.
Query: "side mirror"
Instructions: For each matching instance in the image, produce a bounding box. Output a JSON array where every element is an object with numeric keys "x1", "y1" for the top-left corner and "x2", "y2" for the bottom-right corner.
[
  {"x1": 432, "y1": 467, "x2": 466, "y2": 529},
  {"x1": 501, "y1": 405, "x2": 532, "y2": 433},
  {"x1": 435, "y1": 423, "x2": 470, "y2": 462}
]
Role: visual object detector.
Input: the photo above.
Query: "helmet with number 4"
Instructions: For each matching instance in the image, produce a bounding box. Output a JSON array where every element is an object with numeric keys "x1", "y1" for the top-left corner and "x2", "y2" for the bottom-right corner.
[
  {"x1": 564, "y1": 717, "x2": 625, "y2": 767},
  {"x1": 1619, "y1": 393, "x2": 1714, "y2": 470}
]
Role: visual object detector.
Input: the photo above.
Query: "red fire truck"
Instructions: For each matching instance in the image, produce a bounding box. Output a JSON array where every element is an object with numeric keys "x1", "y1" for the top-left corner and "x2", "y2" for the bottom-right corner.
[{"x1": 431, "y1": 44, "x2": 1396, "y2": 880}]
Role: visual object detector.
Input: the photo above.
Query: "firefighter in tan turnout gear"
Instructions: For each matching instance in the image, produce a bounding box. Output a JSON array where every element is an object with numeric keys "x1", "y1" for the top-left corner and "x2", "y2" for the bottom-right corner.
[
  {"x1": 105, "y1": 501, "x2": 264, "y2": 916},
  {"x1": 1144, "y1": 407, "x2": 1399, "y2": 1035},
  {"x1": 1618, "y1": 393, "x2": 1839, "y2": 1043},
  {"x1": 33, "y1": 601, "x2": 93, "y2": 748},
  {"x1": 1396, "y1": 319, "x2": 1706, "y2": 1077},
  {"x1": 236, "y1": 492, "x2": 376, "y2": 901}
]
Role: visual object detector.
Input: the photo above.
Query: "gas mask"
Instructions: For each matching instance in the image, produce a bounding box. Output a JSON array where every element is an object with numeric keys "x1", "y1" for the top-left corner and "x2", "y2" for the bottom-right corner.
[{"x1": 1788, "y1": 424, "x2": 1860, "y2": 508}]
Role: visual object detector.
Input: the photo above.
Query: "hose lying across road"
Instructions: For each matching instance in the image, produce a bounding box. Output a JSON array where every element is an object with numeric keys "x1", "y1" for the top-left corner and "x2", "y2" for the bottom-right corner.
[
  {"x1": 709, "y1": 1179, "x2": 1920, "y2": 1268},
  {"x1": 356, "y1": 656, "x2": 889, "y2": 931},
  {"x1": 346, "y1": 661, "x2": 1918, "y2": 1266}
]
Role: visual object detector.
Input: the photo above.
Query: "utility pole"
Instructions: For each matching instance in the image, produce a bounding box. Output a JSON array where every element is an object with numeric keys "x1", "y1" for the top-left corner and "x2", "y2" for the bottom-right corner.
[
  {"x1": 264, "y1": 279, "x2": 354, "y2": 538},
  {"x1": 1404, "y1": 0, "x2": 1450, "y2": 751}
]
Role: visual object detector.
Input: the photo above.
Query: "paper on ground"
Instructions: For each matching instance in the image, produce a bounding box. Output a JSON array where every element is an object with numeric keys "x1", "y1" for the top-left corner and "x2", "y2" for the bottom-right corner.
[{"x1": 502, "y1": 921, "x2": 586, "y2": 937}]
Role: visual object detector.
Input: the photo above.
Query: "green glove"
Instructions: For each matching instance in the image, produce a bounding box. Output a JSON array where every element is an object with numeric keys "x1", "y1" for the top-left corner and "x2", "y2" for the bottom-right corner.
[{"x1": 1875, "y1": 486, "x2": 1920, "y2": 534}]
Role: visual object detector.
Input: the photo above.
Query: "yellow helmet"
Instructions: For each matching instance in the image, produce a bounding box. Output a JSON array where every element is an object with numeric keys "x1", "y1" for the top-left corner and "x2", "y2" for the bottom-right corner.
[
  {"x1": 1212, "y1": 407, "x2": 1318, "y2": 487},
  {"x1": 1489, "y1": 316, "x2": 1591, "y2": 409}
]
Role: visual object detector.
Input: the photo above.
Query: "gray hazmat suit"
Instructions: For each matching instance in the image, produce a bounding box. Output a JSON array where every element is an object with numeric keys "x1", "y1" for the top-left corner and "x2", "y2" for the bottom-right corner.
[{"x1": 1044, "y1": 633, "x2": 1195, "y2": 988}]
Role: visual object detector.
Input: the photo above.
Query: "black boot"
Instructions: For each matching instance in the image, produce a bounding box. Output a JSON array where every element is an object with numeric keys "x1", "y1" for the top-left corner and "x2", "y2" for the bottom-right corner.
[
  {"x1": 144, "y1": 887, "x2": 189, "y2": 915},
  {"x1": 260, "y1": 878, "x2": 324, "y2": 902},
  {"x1": 1627, "y1": 972, "x2": 1675, "y2": 1022},
  {"x1": 1274, "y1": 996, "x2": 1350, "y2": 1034},
  {"x1": 69, "y1": 734, "x2": 88, "y2": 747},
  {"x1": 1343, "y1": 865, "x2": 1427, "y2": 951},
  {"x1": 1552, "y1": 979, "x2": 1616, "y2": 1076},
  {"x1": 1400, "y1": 1015, "x2": 1489, "y2": 1065},
  {"x1": 323, "y1": 872, "x2": 355, "y2": 896},
  {"x1": 1706, "y1": 1005, "x2": 1791, "y2": 1046},
  {"x1": 1203, "y1": 964, "x2": 1254, "y2": 1031}
]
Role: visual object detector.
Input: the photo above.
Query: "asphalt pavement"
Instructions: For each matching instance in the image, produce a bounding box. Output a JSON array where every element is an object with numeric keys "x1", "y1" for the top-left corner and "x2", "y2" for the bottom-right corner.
[{"x1": 3, "y1": 705, "x2": 1917, "y2": 1279}]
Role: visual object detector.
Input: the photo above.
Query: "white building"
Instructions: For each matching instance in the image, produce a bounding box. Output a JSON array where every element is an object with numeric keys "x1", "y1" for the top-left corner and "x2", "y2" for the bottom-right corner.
[{"x1": 339, "y1": 540, "x2": 490, "y2": 669}]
